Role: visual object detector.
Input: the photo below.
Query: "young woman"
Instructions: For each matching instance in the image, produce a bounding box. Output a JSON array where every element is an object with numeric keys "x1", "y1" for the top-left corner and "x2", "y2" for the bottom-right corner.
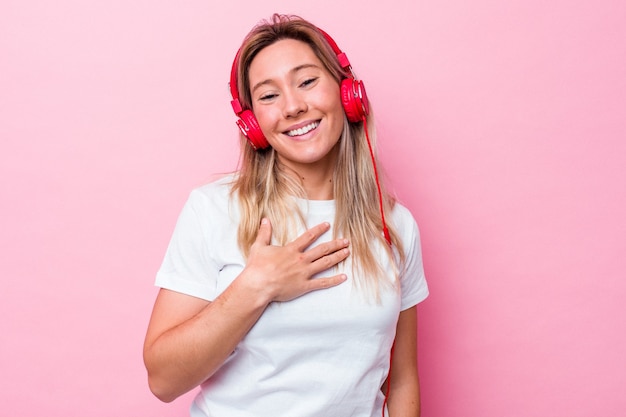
[{"x1": 143, "y1": 14, "x2": 428, "y2": 417}]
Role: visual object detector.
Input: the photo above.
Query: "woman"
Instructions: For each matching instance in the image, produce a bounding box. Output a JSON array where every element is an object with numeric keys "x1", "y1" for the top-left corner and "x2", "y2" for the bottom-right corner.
[{"x1": 143, "y1": 14, "x2": 428, "y2": 417}]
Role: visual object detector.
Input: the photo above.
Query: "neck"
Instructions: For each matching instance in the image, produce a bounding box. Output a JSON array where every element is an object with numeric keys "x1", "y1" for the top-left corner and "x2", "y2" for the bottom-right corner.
[
  {"x1": 278, "y1": 145, "x2": 338, "y2": 200},
  {"x1": 300, "y1": 173, "x2": 334, "y2": 200}
]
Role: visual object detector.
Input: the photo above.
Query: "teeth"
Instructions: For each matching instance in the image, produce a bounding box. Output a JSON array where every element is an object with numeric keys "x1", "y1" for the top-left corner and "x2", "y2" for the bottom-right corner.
[{"x1": 286, "y1": 121, "x2": 319, "y2": 137}]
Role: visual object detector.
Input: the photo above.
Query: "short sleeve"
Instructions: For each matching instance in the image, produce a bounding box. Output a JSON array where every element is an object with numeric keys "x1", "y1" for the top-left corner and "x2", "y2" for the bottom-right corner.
[
  {"x1": 395, "y1": 206, "x2": 429, "y2": 310},
  {"x1": 155, "y1": 190, "x2": 220, "y2": 301}
]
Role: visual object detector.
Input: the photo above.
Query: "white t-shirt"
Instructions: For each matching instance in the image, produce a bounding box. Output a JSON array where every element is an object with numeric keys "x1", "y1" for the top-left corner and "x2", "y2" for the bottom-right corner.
[{"x1": 156, "y1": 176, "x2": 429, "y2": 417}]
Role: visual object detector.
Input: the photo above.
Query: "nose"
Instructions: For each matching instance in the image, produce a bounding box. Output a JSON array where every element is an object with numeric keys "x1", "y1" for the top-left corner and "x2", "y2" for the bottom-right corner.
[{"x1": 282, "y1": 88, "x2": 307, "y2": 118}]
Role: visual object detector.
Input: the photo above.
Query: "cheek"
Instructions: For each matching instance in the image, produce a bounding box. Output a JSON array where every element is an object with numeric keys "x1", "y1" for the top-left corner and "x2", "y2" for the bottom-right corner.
[
  {"x1": 328, "y1": 98, "x2": 346, "y2": 132},
  {"x1": 324, "y1": 90, "x2": 345, "y2": 120},
  {"x1": 253, "y1": 108, "x2": 278, "y2": 132}
]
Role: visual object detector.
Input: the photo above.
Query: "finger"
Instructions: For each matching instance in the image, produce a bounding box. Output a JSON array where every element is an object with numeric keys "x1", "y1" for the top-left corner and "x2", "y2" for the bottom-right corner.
[
  {"x1": 306, "y1": 274, "x2": 348, "y2": 292},
  {"x1": 293, "y1": 222, "x2": 331, "y2": 251},
  {"x1": 255, "y1": 218, "x2": 272, "y2": 246},
  {"x1": 309, "y1": 246, "x2": 351, "y2": 274},
  {"x1": 305, "y1": 238, "x2": 350, "y2": 262}
]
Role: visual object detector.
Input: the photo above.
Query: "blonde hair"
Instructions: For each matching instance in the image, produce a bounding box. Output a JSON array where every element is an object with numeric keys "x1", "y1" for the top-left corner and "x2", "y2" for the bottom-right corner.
[{"x1": 230, "y1": 14, "x2": 405, "y2": 298}]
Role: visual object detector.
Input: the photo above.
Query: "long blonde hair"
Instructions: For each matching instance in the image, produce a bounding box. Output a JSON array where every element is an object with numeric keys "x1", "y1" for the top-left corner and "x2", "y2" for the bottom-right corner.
[{"x1": 230, "y1": 14, "x2": 405, "y2": 298}]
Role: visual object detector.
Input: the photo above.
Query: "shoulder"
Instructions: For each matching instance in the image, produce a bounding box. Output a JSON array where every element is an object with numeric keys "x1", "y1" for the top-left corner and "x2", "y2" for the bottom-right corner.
[
  {"x1": 389, "y1": 201, "x2": 423, "y2": 254},
  {"x1": 389, "y1": 202, "x2": 419, "y2": 233},
  {"x1": 391, "y1": 201, "x2": 429, "y2": 306},
  {"x1": 390, "y1": 201, "x2": 413, "y2": 221},
  {"x1": 191, "y1": 174, "x2": 235, "y2": 200},
  {"x1": 187, "y1": 174, "x2": 237, "y2": 213},
  {"x1": 171, "y1": 174, "x2": 241, "y2": 251}
]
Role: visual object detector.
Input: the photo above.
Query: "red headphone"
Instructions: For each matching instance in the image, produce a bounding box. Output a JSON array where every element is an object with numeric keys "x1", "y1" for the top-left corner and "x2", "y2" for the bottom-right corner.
[
  {"x1": 229, "y1": 24, "x2": 391, "y2": 247},
  {"x1": 228, "y1": 27, "x2": 370, "y2": 150}
]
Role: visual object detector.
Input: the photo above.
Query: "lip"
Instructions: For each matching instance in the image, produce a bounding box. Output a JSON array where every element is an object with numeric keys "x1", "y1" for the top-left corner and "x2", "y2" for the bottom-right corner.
[{"x1": 282, "y1": 119, "x2": 321, "y2": 137}]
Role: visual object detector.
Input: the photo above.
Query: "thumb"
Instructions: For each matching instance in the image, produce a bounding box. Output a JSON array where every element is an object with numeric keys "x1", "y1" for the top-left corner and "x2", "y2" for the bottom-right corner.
[{"x1": 255, "y1": 217, "x2": 272, "y2": 246}]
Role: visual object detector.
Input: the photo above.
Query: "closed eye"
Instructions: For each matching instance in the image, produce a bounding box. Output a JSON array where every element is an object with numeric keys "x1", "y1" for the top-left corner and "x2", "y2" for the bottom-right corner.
[
  {"x1": 259, "y1": 93, "x2": 278, "y2": 102},
  {"x1": 300, "y1": 77, "x2": 318, "y2": 88}
]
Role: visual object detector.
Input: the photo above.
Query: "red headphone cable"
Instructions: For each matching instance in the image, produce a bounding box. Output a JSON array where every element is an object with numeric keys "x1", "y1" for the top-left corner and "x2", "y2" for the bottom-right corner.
[
  {"x1": 362, "y1": 116, "x2": 391, "y2": 246},
  {"x1": 361, "y1": 116, "x2": 393, "y2": 416}
]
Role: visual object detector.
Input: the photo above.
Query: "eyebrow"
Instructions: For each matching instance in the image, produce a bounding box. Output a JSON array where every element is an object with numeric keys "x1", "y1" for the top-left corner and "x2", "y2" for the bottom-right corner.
[{"x1": 251, "y1": 63, "x2": 320, "y2": 94}]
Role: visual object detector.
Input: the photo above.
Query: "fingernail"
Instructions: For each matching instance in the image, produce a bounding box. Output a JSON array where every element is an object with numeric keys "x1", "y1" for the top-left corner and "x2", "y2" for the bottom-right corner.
[{"x1": 261, "y1": 218, "x2": 268, "y2": 225}]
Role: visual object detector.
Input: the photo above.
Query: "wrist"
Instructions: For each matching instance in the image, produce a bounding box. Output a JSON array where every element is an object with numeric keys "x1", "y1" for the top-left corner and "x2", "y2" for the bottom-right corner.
[{"x1": 233, "y1": 268, "x2": 276, "y2": 308}]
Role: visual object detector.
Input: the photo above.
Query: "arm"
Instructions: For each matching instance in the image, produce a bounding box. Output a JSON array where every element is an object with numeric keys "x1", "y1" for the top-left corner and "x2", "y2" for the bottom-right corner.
[
  {"x1": 383, "y1": 306, "x2": 421, "y2": 417},
  {"x1": 143, "y1": 219, "x2": 350, "y2": 402}
]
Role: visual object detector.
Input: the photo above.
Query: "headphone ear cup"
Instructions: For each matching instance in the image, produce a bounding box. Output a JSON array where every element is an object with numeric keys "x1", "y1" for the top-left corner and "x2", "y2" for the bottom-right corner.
[
  {"x1": 236, "y1": 109, "x2": 270, "y2": 150},
  {"x1": 341, "y1": 78, "x2": 370, "y2": 123}
]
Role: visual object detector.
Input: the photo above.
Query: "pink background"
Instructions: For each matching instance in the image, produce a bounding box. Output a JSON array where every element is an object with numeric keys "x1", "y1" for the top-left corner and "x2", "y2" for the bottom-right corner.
[{"x1": 1, "y1": 0, "x2": 625, "y2": 415}]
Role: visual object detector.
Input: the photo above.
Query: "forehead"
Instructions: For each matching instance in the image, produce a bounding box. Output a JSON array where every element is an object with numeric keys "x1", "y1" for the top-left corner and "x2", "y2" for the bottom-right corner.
[{"x1": 248, "y1": 38, "x2": 323, "y2": 82}]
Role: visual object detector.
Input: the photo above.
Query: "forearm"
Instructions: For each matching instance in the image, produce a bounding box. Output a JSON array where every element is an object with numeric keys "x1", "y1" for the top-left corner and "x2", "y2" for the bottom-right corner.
[
  {"x1": 386, "y1": 377, "x2": 420, "y2": 417},
  {"x1": 144, "y1": 220, "x2": 350, "y2": 402},
  {"x1": 385, "y1": 306, "x2": 421, "y2": 417},
  {"x1": 144, "y1": 275, "x2": 270, "y2": 402}
]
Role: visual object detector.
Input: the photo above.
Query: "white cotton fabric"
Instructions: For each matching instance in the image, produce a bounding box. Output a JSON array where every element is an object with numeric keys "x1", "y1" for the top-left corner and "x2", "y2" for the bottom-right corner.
[{"x1": 156, "y1": 175, "x2": 429, "y2": 417}]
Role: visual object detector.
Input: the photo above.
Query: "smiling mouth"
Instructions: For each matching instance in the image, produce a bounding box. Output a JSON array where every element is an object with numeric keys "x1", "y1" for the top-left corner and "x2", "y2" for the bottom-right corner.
[{"x1": 284, "y1": 121, "x2": 320, "y2": 137}]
